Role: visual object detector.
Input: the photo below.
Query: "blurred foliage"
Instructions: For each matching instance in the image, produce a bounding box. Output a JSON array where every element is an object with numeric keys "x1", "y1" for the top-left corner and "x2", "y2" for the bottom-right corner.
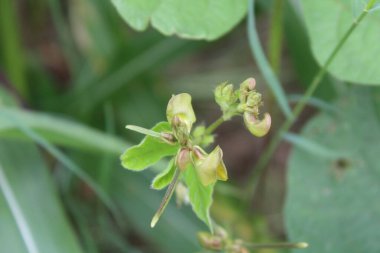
[
  {"x1": 286, "y1": 87, "x2": 380, "y2": 252},
  {"x1": 0, "y1": 0, "x2": 379, "y2": 252}
]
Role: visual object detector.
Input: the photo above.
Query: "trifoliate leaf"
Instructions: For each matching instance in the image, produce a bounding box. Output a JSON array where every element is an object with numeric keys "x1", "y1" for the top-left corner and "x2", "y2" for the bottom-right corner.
[
  {"x1": 151, "y1": 158, "x2": 176, "y2": 190},
  {"x1": 183, "y1": 164, "x2": 214, "y2": 232},
  {"x1": 121, "y1": 122, "x2": 179, "y2": 171}
]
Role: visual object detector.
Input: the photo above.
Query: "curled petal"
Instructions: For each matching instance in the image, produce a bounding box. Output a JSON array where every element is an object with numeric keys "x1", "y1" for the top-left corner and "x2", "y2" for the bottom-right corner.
[
  {"x1": 166, "y1": 93, "x2": 196, "y2": 133},
  {"x1": 192, "y1": 146, "x2": 228, "y2": 186},
  {"x1": 244, "y1": 112, "x2": 271, "y2": 137}
]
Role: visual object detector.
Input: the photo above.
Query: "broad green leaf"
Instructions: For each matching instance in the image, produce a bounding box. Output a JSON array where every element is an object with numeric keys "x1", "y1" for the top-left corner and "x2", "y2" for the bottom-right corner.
[
  {"x1": 0, "y1": 108, "x2": 127, "y2": 154},
  {"x1": 285, "y1": 88, "x2": 380, "y2": 253},
  {"x1": 300, "y1": 0, "x2": 380, "y2": 84},
  {"x1": 183, "y1": 165, "x2": 214, "y2": 231},
  {"x1": 151, "y1": 158, "x2": 176, "y2": 190},
  {"x1": 0, "y1": 139, "x2": 83, "y2": 253},
  {"x1": 121, "y1": 122, "x2": 179, "y2": 170},
  {"x1": 111, "y1": 0, "x2": 247, "y2": 40}
]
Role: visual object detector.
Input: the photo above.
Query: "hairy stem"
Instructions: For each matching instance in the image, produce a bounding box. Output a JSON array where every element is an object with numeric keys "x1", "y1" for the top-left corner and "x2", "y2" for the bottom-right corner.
[{"x1": 245, "y1": 0, "x2": 375, "y2": 197}]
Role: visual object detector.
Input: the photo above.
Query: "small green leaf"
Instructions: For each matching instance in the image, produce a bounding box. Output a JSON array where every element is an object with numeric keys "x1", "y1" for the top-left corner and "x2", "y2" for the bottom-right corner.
[
  {"x1": 121, "y1": 122, "x2": 179, "y2": 171},
  {"x1": 183, "y1": 165, "x2": 214, "y2": 232},
  {"x1": 151, "y1": 158, "x2": 176, "y2": 190}
]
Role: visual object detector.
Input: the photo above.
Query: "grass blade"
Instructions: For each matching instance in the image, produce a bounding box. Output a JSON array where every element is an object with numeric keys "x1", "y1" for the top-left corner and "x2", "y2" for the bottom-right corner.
[
  {"x1": 0, "y1": 110, "x2": 120, "y2": 220},
  {"x1": 247, "y1": 0, "x2": 292, "y2": 118}
]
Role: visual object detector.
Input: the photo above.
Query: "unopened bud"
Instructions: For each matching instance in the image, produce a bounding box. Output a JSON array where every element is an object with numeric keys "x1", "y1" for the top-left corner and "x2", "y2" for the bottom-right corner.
[
  {"x1": 244, "y1": 112, "x2": 271, "y2": 137},
  {"x1": 215, "y1": 82, "x2": 238, "y2": 112},
  {"x1": 171, "y1": 116, "x2": 190, "y2": 146},
  {"x1": 166, "y1": 93, "x2": 196, "y2": 134},
  {"x1": 160, "y1": 132, "x2": 176, "y2": 145},
  {"x1": 176, "y1": 148, "x2": 191, "y2": 171},
  {"x1": 239, "y1": 78, "x2": 257, "y2": 105},
  {"x1": 245, "y1": 92, "x2": 262, "y2": 109},
  {"x1": 198, "y1": 232, "x2": 224, "y2": 251},
  {"x1": 240, "y1": 78, "x2": 256, "y2": 91}
]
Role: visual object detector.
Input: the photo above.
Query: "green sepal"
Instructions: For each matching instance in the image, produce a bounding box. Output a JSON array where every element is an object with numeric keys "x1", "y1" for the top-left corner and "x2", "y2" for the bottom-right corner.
[
  {"x1": 183, "y1": 164, "x2": 214, "y2": 232},
  {"x1": 151, "y1": 158, "x2": 176, "y2": 190},
  {"x1": 121, "y1": 122, "x2": 179, "y2": 171}
]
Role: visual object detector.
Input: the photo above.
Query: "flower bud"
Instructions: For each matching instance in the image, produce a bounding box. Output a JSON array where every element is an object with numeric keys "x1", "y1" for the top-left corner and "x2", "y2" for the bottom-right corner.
[
  {"x1": 215, "y1": 82, "x2": 238, "y2": 111},
  {"x1": 176, "y1": 148, "x2": 191, "y2": 171},
  {"x1": 160, "y1": 132, "x2": 176, "y2": 145},
  {"x1": 166, "y1": 93, "x2": 196, "y2": 134},
  {"x1": 240, "y1": 77, "x2": 256, "y2": 91},
  {"x1": 192, "y1": 146, "x2": 228, "y2": 186},
  {"x1": 245, "y1": 92, "x2": 262, "y2": 109},
  {"x1": 239, "y1": 78, "x2": 256, "y2": 104},
  {"x1": 171, "y1": 116, "x2": 190, "y2": 146},
  {"x1": 244, "y1": 112, "x2": 271, "y2": 137},
  {"x1": 198, "y1": 232, "x2": 224, "y2": 251}
]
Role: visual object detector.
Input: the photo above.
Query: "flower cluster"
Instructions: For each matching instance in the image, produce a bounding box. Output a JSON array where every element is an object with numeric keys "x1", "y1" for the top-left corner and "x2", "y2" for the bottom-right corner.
[{"x1": 215, "y1": 78, "x2": 271, "y2": 137}]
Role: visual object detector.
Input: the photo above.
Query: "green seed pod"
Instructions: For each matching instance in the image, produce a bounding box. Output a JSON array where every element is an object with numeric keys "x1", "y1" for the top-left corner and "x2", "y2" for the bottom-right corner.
[{"x1": 244, "y1": 112, "x2": 271, "y2": 137}]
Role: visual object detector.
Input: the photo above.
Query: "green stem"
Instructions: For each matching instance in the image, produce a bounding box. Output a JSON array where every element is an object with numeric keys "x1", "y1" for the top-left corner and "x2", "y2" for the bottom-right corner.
[
  {"x1": 205, "y1": 116, "x2": 225, "y2": 135},
  {"x1": 243, "y1": 242, "x2": 308, "y2": 249},
  {"x1": 0, "y1": 0, "x2": 27, "y2": 98},
  {"x1": 245, "y1": 1, "x2": 374, "y2": 197},
  {"x1": 268, "y1": 0, "x2": 284, "y2": 75}
]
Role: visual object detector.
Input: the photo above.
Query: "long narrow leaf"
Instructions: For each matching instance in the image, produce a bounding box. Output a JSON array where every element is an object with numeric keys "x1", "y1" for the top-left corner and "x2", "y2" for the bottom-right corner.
[
  {"x1": 283, "y1": 133, "x2": 346, "y2": 158},
  {"x1": 0, "y1": 166, "x2": 39, "y2": 253},
  {"x1": 0, "y1": 110, "x2": 120, "y2": 220},
  {"x1": 247, "y1": 0, "x2": 292, "y2": 118},
  {"x1": 0, "y1": 140, "x2": 84, "y2": 253},
  {"x1": 0, "y1": 108, "x2": 127, "y2": 154}
]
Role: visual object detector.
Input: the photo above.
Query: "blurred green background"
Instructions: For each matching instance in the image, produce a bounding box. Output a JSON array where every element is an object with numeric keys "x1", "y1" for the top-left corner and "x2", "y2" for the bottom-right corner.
[{"x1": 1, "y1": 0, "x2": 379, "y2": 252}]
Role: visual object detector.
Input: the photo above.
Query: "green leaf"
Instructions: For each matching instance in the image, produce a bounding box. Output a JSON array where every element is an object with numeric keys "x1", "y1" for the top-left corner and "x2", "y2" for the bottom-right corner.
[
  {"x1": 151, "y1": 158, "x2": 176, "y2": 190},
  {"x1": 183, "y1": 165, "x2": 214, "y2": 232},
  {"x1": 0, "y1": 108, "x2": 127, "y2": 154},
  {"x1": 285, "y1": 87, "x2": 380, "y2": 253},
  {"x1": 0, "y1": 140, "x2": 83, "y2": 253},
  {"x1": 121, "y1": 122, "x2": 179, "y2": 170},
  {"x1": 111, "y1": 0, "x2": 247, "y2": 40},
  {"x1": 300, "y1": 0, "x2": 380, "y2": 84}
]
